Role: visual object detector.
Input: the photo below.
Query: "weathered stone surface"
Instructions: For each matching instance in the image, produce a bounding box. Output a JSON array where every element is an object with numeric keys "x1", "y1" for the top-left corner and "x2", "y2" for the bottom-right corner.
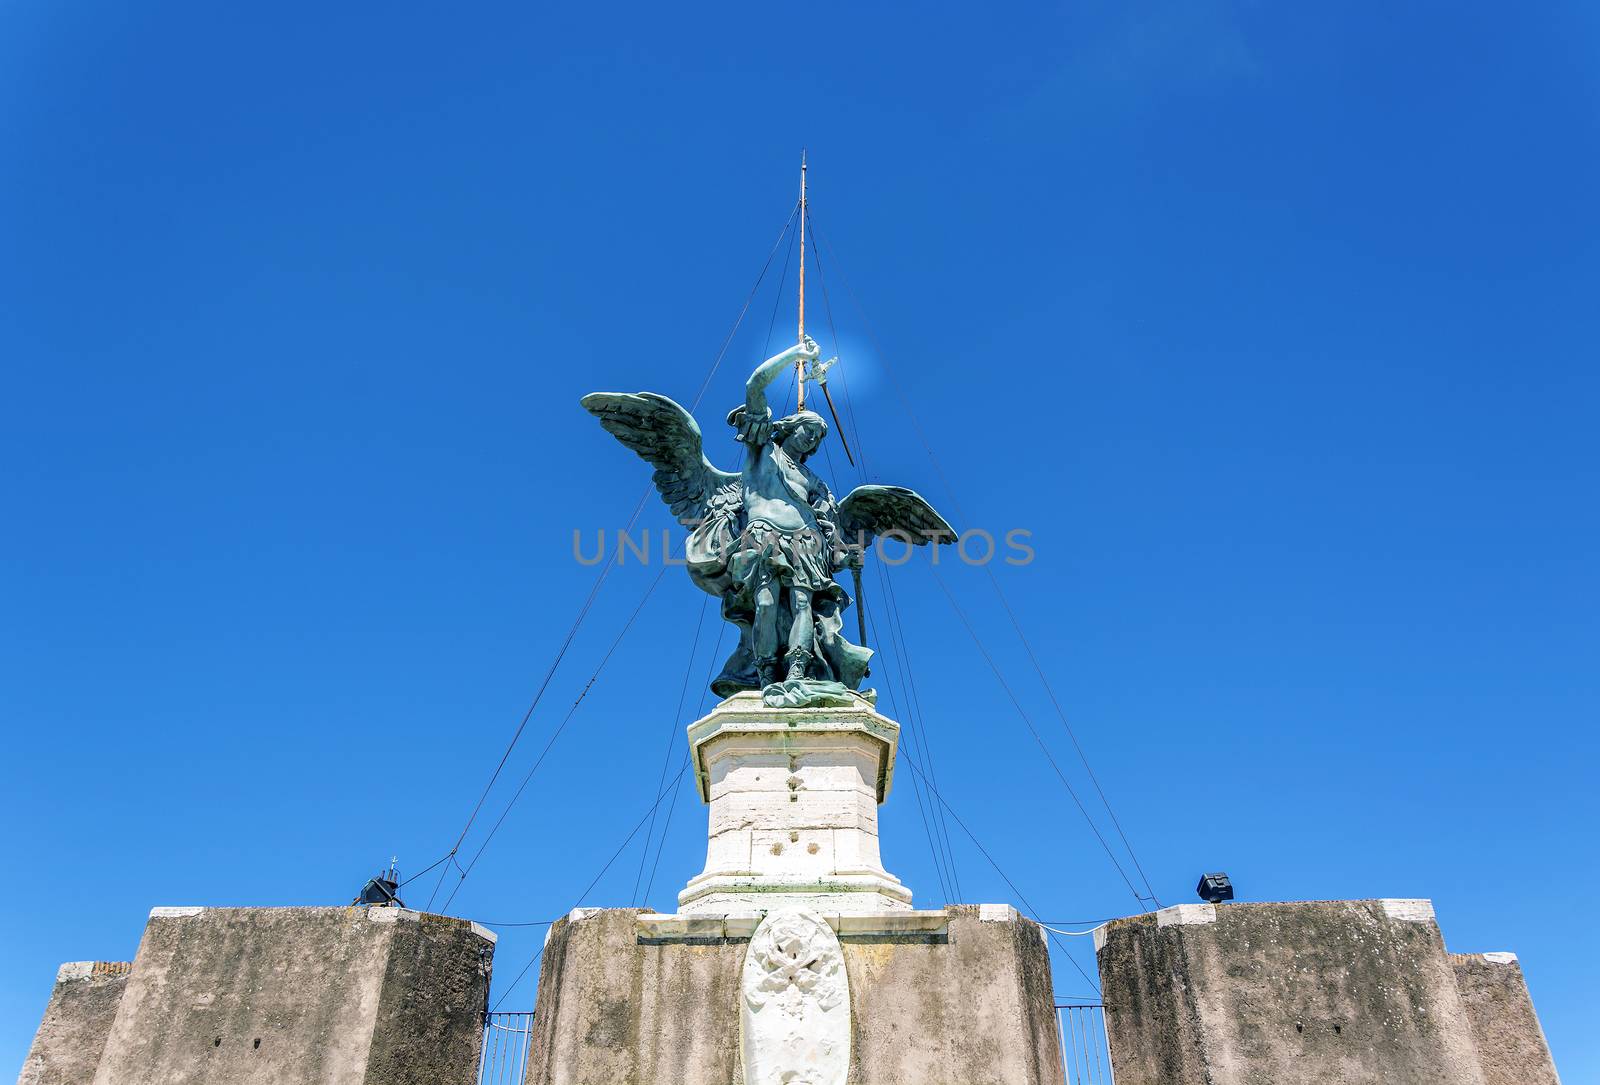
[
  {"x1": 707, "y1": 789, "x2": 875, "y2": 835},
  {"x1": 1449, "y1": 952, "x2": 1561, "y2": 1085},
  {"x1": 680, "y1": 692, "x2": 910, "y2": 915},
  {"x1": 89, "y1": 906, "x2": 494, "y2": 1085},
  {"x1": 525, "y1": 905, "x2": 1063, "y2": 1085},
  {"x1": 1094, "y1": 899, "x2": 1561, "y2": 1085},
  {"x1": 709, "y1": 749, "x2": 879, "y2": 801},
  {"x1": 842, "y1": 904, "x2": 1062, "y2": 1085},
  {"x1": 528, "y1": 908, "x2": 744, "y2": 1085},
  {"x1": 17, "y1": 962, "x2": 131, "y2": 1085},
  {"x1": 687, "y1": 693, "x2": 898, "y2": 805}
]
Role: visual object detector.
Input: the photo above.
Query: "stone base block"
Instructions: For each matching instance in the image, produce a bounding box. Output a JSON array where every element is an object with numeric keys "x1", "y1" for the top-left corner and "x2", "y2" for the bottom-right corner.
[
  {"x1": 86, "y1": 906, "x2": 495, "y2": 1085},
  {"x1": 525, "y1": 905, "x2": 1064, "y2": 1085},
  {"x1": 18, "y1": 961, "x2": 131, "y2": 1085},
  {"x1": 1450, "y1": 951, "x2": 1561, "y2": 1085},
  {"x1": 679, "y1": 692, "x2": 911, "y2": 916},
  {"x1": 1094, "y1": 898, "x2": 1561, "y2": 1085}
]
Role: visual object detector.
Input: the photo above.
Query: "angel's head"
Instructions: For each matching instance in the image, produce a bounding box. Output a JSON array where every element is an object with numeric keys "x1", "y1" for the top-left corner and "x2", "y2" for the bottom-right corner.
[{"x1": 773, "y1": 410, "x2": 828, "y2": 460}]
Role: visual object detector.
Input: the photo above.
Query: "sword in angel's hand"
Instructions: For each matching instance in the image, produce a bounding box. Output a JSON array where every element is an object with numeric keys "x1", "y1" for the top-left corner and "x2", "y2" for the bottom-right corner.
[{"x1": 803, "y1": 356, "x2": 856, "y2": 467}]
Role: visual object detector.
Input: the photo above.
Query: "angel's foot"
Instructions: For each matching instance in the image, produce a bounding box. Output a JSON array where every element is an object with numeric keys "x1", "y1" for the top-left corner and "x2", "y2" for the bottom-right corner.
[{"x1": 784, "y1": 648, "x2": 812, "y2": 683}]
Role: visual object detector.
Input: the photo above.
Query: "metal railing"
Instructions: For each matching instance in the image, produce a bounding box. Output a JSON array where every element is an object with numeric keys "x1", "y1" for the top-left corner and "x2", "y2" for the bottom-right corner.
[
  {"x1": 1058, "y1": 1003, "x2": 1113, "y2": 1084},
  {"x1": 479, "y1": 1012, "x2": 534, "y2": 1085},
  {"x1": 482, "y1": 1006, "x2": 1111, "y2": 1085}
]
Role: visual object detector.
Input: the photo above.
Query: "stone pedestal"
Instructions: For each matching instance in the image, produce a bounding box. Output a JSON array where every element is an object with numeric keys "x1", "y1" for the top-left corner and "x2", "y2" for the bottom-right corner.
[{"x1": 678, "y1": 691, "x2": 910, "y2": 915}]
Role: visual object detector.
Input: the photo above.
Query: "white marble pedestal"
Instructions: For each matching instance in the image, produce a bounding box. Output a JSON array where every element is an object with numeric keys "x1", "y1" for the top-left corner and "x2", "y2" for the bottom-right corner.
[{"x1": 677, "y1": 691, "x2": 912, "y2": 915}]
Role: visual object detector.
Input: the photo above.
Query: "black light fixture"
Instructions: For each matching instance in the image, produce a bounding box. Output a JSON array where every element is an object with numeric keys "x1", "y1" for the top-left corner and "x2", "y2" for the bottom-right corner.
[
  {"x1": 1196, "y1": 871, "x2": 1234, "y2": 904},
  {"x1": 353, "y1": 857, "x2": 404, "y2": 908}
]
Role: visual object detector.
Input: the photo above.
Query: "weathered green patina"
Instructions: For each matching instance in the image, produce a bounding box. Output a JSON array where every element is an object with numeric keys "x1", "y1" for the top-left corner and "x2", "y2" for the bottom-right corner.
[{"x1": 583, "y1": 336, "x2": 953, "y2": 708}]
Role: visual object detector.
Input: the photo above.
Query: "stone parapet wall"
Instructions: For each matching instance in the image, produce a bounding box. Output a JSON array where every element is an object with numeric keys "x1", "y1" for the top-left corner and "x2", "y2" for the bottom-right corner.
[
  {"x1": 17, "y1": 905, "x2": 497, "y2": 1085},
  {"x1": 526, "y1": 904, "x2": 1063, "y2": 1085},
  {"x1": 17, "y1": 961, "x2": 132, "y2": 1085},
  {"x1": 1450, "y1": 952, "x2": 1561, "y2": 1085},
  {"x1": 1095, "y1": 898, "x2": 1561, "y2": 1085}
]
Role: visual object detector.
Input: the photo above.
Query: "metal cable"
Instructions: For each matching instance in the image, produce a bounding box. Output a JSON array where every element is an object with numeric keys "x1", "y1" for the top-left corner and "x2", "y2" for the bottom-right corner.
[
  {"x1": 426, "y1": 483, "x2": 649, "y2": 911},
  {"x1": 811, "y1": 400, "x2": 956, "y2": 903},
  {"x1": 863, "y1": 597, "x2": 955, "y2": 904},
  {"x1": 439, "y1": 565, "x2": 670, "y2": 912},
  {"x1": 631, "y1": 593, "x2": 708, "y2": 904},
  {"x1": 807, "y1": 221, "x2": 964, "y2": 898},
  {"x1": 396, "y1": 853, "x2": 451, "y2": 889},
  {"x1": 894, "y1": 726, "x2": 1101, "y2": 995},
  {"x1": 765, "y1": 217, "x2": 798, "y2": 357},
  {"x1": 688, "y1": 202, "x2": 799, "y2": 413},
  {"x1": 877, "y1": 559, "x2": 964, "y2": 900},
  {"x1": 983, "y1": 581, "x2": 1162, "y2": 905},
  {"x1": 809, "y1": 217, "x2": 1161, "y2": 907},
  {"x1": 929, "y1": 565, "x2": 1148, "y2": 903},
  {"x1": 489, "y1": 759, "x2": 691, "y2": 1010},
  {"x1": 423, "y1": 205, "x2": 800, "y2": 910},
  {"x1": 641, "y1": 622, "x2": 731, "y2": 905}
]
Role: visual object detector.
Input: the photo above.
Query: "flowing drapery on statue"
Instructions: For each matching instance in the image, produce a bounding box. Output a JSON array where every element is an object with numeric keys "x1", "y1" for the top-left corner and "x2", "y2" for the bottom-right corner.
[{"x1": 583, "y1": 336, "x2": 955, "y2": 708}]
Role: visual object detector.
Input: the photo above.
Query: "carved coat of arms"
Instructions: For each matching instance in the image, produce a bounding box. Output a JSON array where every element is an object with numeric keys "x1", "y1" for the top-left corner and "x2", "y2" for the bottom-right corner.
[{"x1": 740, "y1": 907, "x2": 850, "y2": 1085}]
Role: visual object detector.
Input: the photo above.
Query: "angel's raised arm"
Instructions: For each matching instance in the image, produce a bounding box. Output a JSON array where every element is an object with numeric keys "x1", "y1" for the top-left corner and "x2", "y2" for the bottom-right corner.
[{"x1": 746, "y1": 335, "x2": 820, "y2": 417}]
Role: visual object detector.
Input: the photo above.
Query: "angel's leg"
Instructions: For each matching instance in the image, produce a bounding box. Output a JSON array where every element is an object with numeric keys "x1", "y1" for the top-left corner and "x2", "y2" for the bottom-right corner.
[
  {"x1": 785, "y1": 587, "x2": 813, "y2": 681},
  {"x1": 753, "y1": 565, "x2": 781, "y2": 685}
]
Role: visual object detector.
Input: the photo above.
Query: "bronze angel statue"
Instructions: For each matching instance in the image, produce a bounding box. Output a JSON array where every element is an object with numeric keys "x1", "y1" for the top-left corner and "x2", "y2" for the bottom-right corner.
[{"x1": 583, "y1": 335, "x2": 954, "y2": 708}]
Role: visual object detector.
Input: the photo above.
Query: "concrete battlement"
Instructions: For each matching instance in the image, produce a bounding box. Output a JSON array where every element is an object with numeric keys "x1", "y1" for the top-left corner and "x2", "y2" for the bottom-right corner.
[
  {"x1": 1095, "y1": 898, "x2": 1560, "y2": 1085},
  {"x1": 527, "y1": 904, "x2": 1062, "y2": 1085},
  {"x1": 19, "y1": 905, "x2": 496, "y2": 1085},
  {"x1": 141, "y1": 903, "x2": 498, "y2": 943},
  {"x1": 18, "y1": 962, "x2": 132, "y2": 1085},
  {"x1": 1450, "y1": 950, "x2": 1561, "y2": 1085}
]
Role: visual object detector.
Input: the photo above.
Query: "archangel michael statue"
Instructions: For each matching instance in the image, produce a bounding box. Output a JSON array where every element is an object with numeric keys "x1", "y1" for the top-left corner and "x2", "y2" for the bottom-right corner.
[{"x1": 583, "y1": 335, "x2": 954, "y2": 709}]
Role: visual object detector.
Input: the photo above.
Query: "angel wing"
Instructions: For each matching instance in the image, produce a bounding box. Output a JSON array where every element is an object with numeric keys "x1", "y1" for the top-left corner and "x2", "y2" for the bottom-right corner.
[
  {"x1": 836, "y1": 485, "x2": 956, "y2": 546},
  {"x1": 580, "y1": 392, "x2": 739, "y2": 527}
]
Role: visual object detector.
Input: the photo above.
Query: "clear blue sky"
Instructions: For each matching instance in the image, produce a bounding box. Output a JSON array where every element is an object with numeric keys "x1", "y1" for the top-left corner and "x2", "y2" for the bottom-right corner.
[{"x1": 3, "y1": 1, "x2": 1596, "y2": 1077}]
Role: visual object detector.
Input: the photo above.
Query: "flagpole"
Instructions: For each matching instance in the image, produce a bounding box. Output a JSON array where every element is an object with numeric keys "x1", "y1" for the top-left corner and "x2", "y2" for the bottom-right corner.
[
  {"x1": 794, "y1": 152, "x2": 867, "y2": 643},
  {"x1": 797, "y1": 150, "x2": 807, "y2": 411}
]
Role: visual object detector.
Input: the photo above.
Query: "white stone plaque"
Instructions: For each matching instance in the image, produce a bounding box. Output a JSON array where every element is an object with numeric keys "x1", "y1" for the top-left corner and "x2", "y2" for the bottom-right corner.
[{"x1": 740, "y1": 907, "x2": 850, "y2": 1085}]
